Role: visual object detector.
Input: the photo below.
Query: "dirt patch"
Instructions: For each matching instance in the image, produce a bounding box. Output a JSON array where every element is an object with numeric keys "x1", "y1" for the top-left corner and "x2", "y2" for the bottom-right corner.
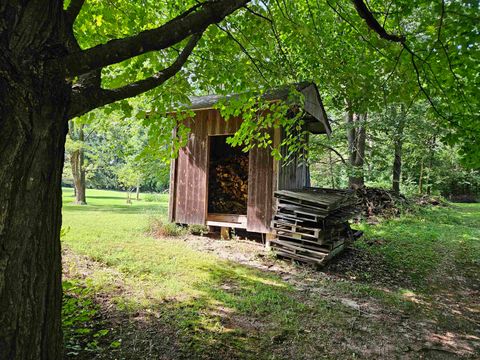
[
  {"x1": 323, "y1": 246, "x2": 416, "y2": 290},
  {"x1": 170, "y1": 235, "x2": 480, "y2": 359}
]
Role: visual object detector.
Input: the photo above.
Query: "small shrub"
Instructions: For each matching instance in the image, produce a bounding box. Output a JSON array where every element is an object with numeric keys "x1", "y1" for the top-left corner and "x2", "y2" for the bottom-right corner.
[
  {"x1": 188, "y1": 224, "x2": 209, "y2": 236},
  {"x1": 149, "y1": 218, "x2": 188, "y2": 237}
]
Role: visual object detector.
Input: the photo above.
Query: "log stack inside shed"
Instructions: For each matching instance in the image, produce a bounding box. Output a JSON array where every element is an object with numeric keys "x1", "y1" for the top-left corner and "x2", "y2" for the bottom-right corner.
[
  {"x1": 208, "y1": 136, "x2": 249, "y2": 215},
  {"x1": 270, "y1": 188, "x2": 361, "y2": 265}
]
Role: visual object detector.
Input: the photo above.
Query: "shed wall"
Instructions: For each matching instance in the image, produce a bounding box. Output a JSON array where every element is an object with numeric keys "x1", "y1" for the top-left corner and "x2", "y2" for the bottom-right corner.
[
  {"x1": 278, "y1": 132, "x2": 310, "y2": 190},
  {"x1": 170, "y1": 110, "x2": 307, "y2": 233},
  {"x1": 247, "y1": 132, "x2": 274, "y2": 233},
  {"x1": 171, "y1": 109, "x2": 245, "y2": 225}
]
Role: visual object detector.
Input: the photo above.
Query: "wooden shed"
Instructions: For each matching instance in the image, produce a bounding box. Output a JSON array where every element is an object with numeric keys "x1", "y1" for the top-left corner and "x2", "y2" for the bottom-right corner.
[{"x1": 168, "y1": 82, "x2": 331, "y2": 235}]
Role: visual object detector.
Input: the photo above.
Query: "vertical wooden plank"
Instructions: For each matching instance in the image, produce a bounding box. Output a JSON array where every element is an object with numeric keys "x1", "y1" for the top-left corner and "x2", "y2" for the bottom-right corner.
[
  {"x1": 186, "y1": 116, "x2": 195, "y2": 224},
  {"x1": 174, "y1": 139, "x2": 188, "y2": 223},
  {"x1": 168, "y1": 126, "x2": 177, "y2": 222},
  {"x1": 215, "y1": 110, "x2": 222, "y2": 135},
  {"x1": 197, "y1": 110, "x2": 208, "y2": 224},
  {"x1": 168, "y1": 157, "x2": 177, "y2": 222},
  {"x1": 247, "y1": 131, "x2": 274, "y2": 233},
  {"x1": 173, "y1": 111, "x2": 209, "y2": 225},
  {"x1": 247, "y1": 147, "x2": 258, "y2": 231}
]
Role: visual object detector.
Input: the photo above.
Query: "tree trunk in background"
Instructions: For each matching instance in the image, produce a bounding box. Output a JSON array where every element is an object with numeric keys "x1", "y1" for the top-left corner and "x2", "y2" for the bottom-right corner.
[
  {"x1": 347, "y1": 110, "x2": 367, "y2": 189},
  {"x1": 418, "y1": 159, "x2": 424, "y2": 194},
  {"x1": 70, "y1": 123, "x2": 87, "y2": 204},
  {"x1": 425, "y1": 136, "x2": 436, "y2": 195},
  {"x1": 328, "y1": 150, "x2": 336, "y2": 189},
  {"x1": 392, "y1": 105, "x2": 405, "y2": 194},
  {"x1": 136, "y1": 184, "x2": 141, "y2": 200}
]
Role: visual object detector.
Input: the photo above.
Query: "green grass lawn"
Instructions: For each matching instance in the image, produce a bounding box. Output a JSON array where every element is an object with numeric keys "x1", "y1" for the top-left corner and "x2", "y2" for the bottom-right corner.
[{"x1": 61, "y1": 188, "x2": 480, "y2": 359}]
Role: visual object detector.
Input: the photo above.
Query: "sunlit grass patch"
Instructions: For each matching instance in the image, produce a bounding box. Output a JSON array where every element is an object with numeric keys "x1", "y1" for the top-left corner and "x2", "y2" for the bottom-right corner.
[{"x1": 354, "y1": 203, "x2": 480, "y2": 288}]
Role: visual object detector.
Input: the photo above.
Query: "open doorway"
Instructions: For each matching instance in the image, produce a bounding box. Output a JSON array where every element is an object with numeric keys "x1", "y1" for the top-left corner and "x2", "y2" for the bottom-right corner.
[{"x1": 208, "y1": 135, "x2": 249, "y2": 215}]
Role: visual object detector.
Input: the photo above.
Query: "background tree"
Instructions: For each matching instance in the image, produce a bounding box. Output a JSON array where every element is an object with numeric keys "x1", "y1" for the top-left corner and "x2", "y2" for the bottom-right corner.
[{"x1": 66, "y1": 120, "x2": 88, "y2": 204}]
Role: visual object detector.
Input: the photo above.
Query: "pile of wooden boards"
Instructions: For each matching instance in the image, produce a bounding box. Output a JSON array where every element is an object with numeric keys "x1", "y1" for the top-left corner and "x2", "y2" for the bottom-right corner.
[
  {"x1": 270, "y1": 188, "x2": 360, "y2": 265},
  {"x1": 208, "y1": 154, "x2": 249, "y2": 214},
  {"x1": 355, "y1": 187, "x2": 407, "y2": 218}
]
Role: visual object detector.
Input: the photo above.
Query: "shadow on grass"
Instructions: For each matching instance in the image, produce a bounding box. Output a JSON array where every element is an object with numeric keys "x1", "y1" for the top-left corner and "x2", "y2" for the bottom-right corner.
[{"x1": 65, "y1": 259, "x2": 303, "y2": 360}]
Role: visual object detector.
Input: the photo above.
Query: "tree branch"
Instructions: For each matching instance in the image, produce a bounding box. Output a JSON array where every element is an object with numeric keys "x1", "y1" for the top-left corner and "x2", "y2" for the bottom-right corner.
[
  {"x1": 68, "y1": 33, "x2": 202, "y2": 119},
  {"x1": 216, "y1": 24, "x2": 268, "y2": 82},
  {"x1": 317, "y1": 143, "x2": 348, "y2": 166},
  {"x1": 63, "y1": 0, "x2": 250, "y2": 77},
  {"x1": 352, "y1": 0, "x2": 405, "y2": 43},
  {"x1": 65, "y1": 0, "x2": 85, "y2": 25}
]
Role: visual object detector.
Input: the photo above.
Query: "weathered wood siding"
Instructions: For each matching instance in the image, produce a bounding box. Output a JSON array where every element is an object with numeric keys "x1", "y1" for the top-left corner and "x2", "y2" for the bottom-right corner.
[
  {"x1": 247, "y1": 132, "x2": 274, "y2": 233},
  {"x1": 171, "y1": 109, "x2": 291, "y2": 233},
  {"x1": 173, "y1": 112, "x2": 208, "y2": 224},
  {"x1": 171, "y1": 109, "x2": 243, "y2": 225},
  {"x1": 278, "y1": 132, "x2": 310, "y2": 190}
]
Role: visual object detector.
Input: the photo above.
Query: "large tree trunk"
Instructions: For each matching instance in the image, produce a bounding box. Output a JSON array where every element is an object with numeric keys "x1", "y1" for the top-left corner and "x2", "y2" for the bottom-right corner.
[
  {"x1": 346, "y1": 110, "x2": 367, "y2": 189},
  {"x1": 0, "y1": 1, "x2": 249, "y2": 357},
  {"x1": 69, "y1": 123, "x2": 87, "y2": 204},
  {"x1": 0, "y1": 2, "x2": 69, "y2": 358}
]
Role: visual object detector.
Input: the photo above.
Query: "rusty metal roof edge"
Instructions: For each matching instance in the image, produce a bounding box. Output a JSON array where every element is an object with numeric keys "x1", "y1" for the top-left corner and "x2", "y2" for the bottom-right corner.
[{"x1": 173, "y1": 82, "x2": 331, "y2": 135}]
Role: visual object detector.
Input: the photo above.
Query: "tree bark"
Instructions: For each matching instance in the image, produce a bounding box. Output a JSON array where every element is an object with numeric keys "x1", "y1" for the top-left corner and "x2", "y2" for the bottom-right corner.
[
  {"x1": 418, "y1": 159, "x2": 424, "y2": 194},
  {"x1": 136, "y1": 184, "x2": 141, "y2": 201},
  {"x1": 69, "y1": 123, "x2": 87, "y2": 204},
  {"x1": 0, "y1": 37, "x2": 69, "y2": 360},
  {"x1": 392, "y1": 105, "x2": 405, "y2": 194},
  {"x1": 392, "y1": 138, "x2": 402, "y2": 193},
  {"x1": 346, "y1": 109, "x2": 367, "y2": 189},
  {"x1": 425, "y1": 136, "x2": 436, "y2": 195}
]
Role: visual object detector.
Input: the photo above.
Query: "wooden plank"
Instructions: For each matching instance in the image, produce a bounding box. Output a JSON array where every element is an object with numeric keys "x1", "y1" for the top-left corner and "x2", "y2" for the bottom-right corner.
[
  {"x1": 274, "y1": 250, "x2": 324, "y2": 265},
  {"x1": 270, "y1": 239, "x2": 330, "y2": 257},
  {"x1": 272, "y1": 220, "x2": 322, "y2": 234},
  {"x1": 173, "y1": 112, "x2": 209, "y2": 225},
  {"x1": 270, "y1": 242, "x2": 328, "y2": 262},
  {"x1": 174, "y1": 128, "x2": 188, "y2": 223},
  {"x1": 207, "y1": 213, "x2": 247, "y2": 224},
  {"x1": 168, "y1": 126, "x2": 178, "y2": 222},
  {"x1": 247, "y1": 131, "x2": 274, "y2": 233},
  {"x1": 206, "y1": 220, "x2": 247, "y2": 229}
]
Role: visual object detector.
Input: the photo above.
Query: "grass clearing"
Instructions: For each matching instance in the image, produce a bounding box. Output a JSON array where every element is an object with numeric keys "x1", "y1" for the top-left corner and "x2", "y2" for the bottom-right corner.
[{"x1": 62, "y1": 188, "x2": 480, "y2": 359}]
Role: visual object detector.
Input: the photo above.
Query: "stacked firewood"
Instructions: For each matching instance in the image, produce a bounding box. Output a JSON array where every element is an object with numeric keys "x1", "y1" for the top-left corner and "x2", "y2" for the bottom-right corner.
[
  {"x1": 270, "y1": 188, "x2": 361, "y2": 266},
  {"x1": 354, "y1": 187, "x2": 407, "y2": 218},
  {"x1": 208, "y1": 155, "x2": 249, "y2": 214}
]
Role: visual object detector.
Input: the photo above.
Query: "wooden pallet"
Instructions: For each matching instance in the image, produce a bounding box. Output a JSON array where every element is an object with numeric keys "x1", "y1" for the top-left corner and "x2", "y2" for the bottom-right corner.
[
  {"x1": 271, "y1": 239, "x2": 346, "y2": 265},
  {"x1": 272, "y1": 220, "x2": 322, "y2": 237},
  {"x1": 275, "y1": 236, "x2": 345, "y2": 251},
  {"x1": 270, "y1": 188, "x2": 359, "y2": 266}
]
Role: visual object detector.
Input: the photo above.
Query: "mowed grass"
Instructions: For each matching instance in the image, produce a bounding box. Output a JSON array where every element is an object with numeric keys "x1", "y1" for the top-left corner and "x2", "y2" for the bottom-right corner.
[
  {"x1": 61, "y1": 188, "x2": 480, "y2": 359},
  {"x1": 61, "y1": 188, "x2": 306, "y2": 358},
  {"x1": 62, "y1": 187, "x2": 292, "y2": 304}
]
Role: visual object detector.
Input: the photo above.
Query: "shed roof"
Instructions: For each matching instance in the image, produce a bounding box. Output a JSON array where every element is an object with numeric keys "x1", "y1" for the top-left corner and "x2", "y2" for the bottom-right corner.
[{"x1": 185, "y1": 82, "x2": 332, "y2": 135}]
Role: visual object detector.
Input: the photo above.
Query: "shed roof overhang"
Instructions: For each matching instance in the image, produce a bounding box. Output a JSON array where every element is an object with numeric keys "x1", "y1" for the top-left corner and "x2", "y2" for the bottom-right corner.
[{"x1": 183, "y1": 82, "x2": 332, "y2": 135}]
